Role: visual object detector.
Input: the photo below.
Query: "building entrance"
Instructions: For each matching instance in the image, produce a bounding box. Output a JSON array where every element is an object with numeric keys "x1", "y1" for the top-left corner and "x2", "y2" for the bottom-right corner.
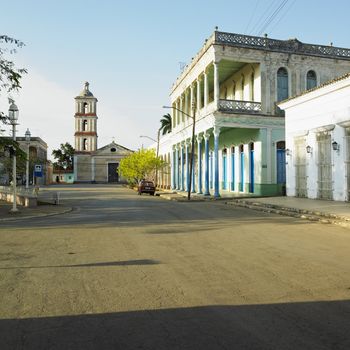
[{"x1": 108, "y1": 163, "x2": 119, "y2": 183}]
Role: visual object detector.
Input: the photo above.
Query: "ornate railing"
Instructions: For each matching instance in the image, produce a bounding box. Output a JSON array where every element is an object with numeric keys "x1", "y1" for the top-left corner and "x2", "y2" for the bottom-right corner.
[
  {"x1": 215, "y1": 31, "x2": 350, "y2": 60},
  {"x1": 218, "y1": 99, "x2": 262, "y2": 114}
]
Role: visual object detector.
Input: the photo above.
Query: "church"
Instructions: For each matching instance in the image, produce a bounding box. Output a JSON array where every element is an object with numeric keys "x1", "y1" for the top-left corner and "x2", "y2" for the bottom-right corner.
[{"x1": 73, "y1": 82, "x2": 133, "y2": 183}]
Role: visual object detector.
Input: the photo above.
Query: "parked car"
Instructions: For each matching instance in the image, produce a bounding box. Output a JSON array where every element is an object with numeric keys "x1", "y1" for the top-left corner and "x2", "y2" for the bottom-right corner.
[{"x1": 138, "y1": 180, "x2": 155, "y2": 195}]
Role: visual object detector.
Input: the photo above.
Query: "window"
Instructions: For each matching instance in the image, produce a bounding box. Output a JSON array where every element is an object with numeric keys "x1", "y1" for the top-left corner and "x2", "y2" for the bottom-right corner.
[
  {"x1": 82, "y1": 120, "x2": 88, "y2": 131},
  {"x1": 306, "y1": 70, "x2": 317, "y2": 90},
  {"x1": 83, "y1": 138, "x2": 88, "y2": 150},
  {"x1": 111, "y1": 147, "x2": 116, "y2": 152},
  {"x1": 84, "y1": 102, "x2": 88, "y2": 114},
  {"x1": 277, "y1": 67, "x2": 289, "y2": 102}
]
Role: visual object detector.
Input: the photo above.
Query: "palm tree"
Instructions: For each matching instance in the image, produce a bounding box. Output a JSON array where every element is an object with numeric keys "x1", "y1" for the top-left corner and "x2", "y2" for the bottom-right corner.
[{"x1": 159, "y1": 113, "x2": 172, "y2": 135}]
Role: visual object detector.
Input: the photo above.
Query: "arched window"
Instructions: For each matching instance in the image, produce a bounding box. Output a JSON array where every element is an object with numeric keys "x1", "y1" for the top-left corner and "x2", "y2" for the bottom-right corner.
[
  {"x1": 82, "y1": 120, "x2": 88, "y2": 131},
  {"x1": 250, "y1": 72, "x2": 255, "y2": 101},
  {"x1": 83, "y1": 138, "x2": 88, "y2": 151},
  {"x1": 84, "y1": 103, "x2": 88, "y2": 114},
  {"x1": 306, "y1": 70, "x2": 317, "y2": 90},
  {"x1": 277, "y1": 67, "x2": 289, "y2": 102}
]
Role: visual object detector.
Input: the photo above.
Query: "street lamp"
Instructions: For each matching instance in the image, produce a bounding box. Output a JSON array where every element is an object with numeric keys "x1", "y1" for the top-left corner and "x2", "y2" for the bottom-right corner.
[
  {"x1": 8, "y1": 101, "x2": 19, "y2": 213},
  {"x1": 163, "y1": 102, "x2": 196, "y2": 201},
  {"x1": 139, "y1": 130, "x2": 160, "y2": 186},
  {"x1": 25, "y1": 128, "x2": 31, "y2": 189}
]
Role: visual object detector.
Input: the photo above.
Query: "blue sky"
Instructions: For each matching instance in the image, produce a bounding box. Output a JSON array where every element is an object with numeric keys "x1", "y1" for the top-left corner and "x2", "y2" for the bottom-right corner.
[{"x1": 1, "y1": 0, "x2": 350, "y2": 158}]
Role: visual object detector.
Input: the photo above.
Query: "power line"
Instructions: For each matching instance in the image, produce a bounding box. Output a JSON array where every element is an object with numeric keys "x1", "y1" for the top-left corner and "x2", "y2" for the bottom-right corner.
[
  {"x1": 268, "y1": 0, "x2": 297, "y2": 35},
  {"x1": 257, "y1": 0, "x2": 290, "y2": 36},
  {"x1": 244, "y1": 0, "x2": 260, "y2": 35},
  {"x1": 248, "y1": 0, "x2": 279, "y2": 35}
]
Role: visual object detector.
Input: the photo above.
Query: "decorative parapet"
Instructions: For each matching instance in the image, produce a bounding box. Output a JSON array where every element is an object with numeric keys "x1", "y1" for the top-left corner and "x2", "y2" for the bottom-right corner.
[
  {"x1": 218, "y1": 99, "x2": 262, "y2": 114},
  {"x1": 214, "y1": 31, "x2": 350, "y2": 60}
]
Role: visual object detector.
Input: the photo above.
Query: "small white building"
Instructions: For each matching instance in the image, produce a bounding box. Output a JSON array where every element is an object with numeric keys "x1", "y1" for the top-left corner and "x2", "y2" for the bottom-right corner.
[{"x1": 278, "y1": 73, "x2": 350, "y2": 201}]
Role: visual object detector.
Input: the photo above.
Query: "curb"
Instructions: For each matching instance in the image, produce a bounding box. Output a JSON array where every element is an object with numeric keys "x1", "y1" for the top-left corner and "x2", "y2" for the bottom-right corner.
[
  {"x1": 227, "y1": 200, "x2": 350, "y2": 228},
  {"x1": 0, "y1": 206, "x2": 74, "y2": 222}
]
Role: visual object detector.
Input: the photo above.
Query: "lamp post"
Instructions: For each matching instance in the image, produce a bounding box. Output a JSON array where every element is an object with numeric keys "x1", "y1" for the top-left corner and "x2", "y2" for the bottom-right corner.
[
  {"x1": 139, "y1": 129, "x2": 160, "y2": 186},
  {"x1": 163, "y1": 102, "x2": 196, "y2": 200},
  {"x1": 8, "y1": 101, "x2": 19, "y2": 213},
  {"x1": 25, "y1": 128, "x2": 31, "y2": 189}
]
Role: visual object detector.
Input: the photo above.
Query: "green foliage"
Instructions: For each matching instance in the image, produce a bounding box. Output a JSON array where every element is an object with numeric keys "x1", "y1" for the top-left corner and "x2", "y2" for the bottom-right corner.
[
  {"x1": 159, "y1": 113, "x2": 172, "y2": 135},
  {"x1": 0, "y1": 35, "x2": 27, "y2": 124},
  {"x1": 119, "y1": 148, "x2": 165, "y2": 185},
  {"x1": 52, "y1": 142, "x2": 75, "y2": 170}
]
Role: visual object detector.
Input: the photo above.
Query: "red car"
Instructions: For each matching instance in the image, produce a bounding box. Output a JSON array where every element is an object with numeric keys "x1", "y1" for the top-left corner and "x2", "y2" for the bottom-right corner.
[{"x1": 138, "y1": 180, "x2": 155, "y2": 195}]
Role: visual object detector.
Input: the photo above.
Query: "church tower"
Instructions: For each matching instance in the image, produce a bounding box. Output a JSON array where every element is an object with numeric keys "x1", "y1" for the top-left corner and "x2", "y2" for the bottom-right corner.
[{"x1": 74, "y1": 82, "x2": 98, "y2": 152}]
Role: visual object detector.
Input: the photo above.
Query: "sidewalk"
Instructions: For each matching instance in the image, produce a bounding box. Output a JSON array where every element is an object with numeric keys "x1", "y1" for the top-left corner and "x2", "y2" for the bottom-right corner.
[
  {"x1": 0, "y1": 201, "x2": 73, "y2": 222},
  {"x1": 228, "y1": 196, "x2": 350, "y2": 228}
]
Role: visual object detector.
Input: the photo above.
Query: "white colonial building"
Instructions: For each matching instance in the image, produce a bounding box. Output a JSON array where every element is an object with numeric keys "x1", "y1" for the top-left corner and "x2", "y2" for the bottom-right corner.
[
  {"x1": 157, "y1": 29, "x2": 350, "y2": 197},
  {"x1": 73, "y1": 82, "x2": 133, "y2": 183},
  {"x1": 279, "y1": 73, "x2": 350, "y2": 202}
]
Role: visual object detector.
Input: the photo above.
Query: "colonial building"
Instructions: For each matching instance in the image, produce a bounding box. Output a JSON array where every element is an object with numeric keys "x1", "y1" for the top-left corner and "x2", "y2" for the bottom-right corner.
[
  {"x1": 73, "y1": 82, "x2": 133, "y2": 183},
  {"x1": 157, "y1": 29, "x2": 350, "y2": 197},
  {"x1": 279, "y1": 73, "x2": 350, "y2": 202},
  {"x1": 0, "y1": 135, "x2": 49, "y2": 185}
]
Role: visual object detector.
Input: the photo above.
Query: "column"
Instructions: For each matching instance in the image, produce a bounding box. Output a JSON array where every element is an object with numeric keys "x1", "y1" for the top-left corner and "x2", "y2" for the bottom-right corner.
[
  {"x1": 185, "y1": 141, "x2": 189, "y2": 191},
  {"x1": 204, "y1": 70, "x2": 208, "y2": 107},
  {"x1": 191, "y1": 140, "x2": 195, "y2": 193},
  {"x1": 266, "y1": 128, "x2": 272, "y2": 184},
  {"x1": 214, "y1": 126, "x2": 221, "y2": 198},
  {"x1": 180, "y1": 96, "x2": 184, "y2": 123},
  {"x1": 184, "y1": 92, "x2": 188, "y2": 121},
  {"x1": 91, "y1": 157, "x2": 95, "y2": 182},
  {"x1": 180, "y1": 143, "x2": 184, "y2": 191},
  {"x1": 214, "y1": 61, "x2": 220, "y2": 108},
  {"x1": 190, "y1": 84, "x2": 194, "y2": 110},
  {"x1": 197, "y1": 134, "x2": 203, "y2": 194},
  {"x1": 175, "y1": 146, "x2": 180, "y2": 190},
  {"x1": 171, "y1": 149, "x2": 175, "y2": 190},
  {"x1": 197, "y1": 78, "x2": 201, "y2": 111},
  {"x1": 204, "y1": 132, "x2": 210, "y2": 196},
  {"x1": 175, "y1": 100, "x2": 179, "y2": 126}
]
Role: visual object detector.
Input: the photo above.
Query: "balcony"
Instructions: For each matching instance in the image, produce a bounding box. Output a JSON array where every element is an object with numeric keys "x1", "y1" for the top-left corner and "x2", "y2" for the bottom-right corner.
[{"x1": 218, "y1": 99, "x2": 262, "y2": 114}]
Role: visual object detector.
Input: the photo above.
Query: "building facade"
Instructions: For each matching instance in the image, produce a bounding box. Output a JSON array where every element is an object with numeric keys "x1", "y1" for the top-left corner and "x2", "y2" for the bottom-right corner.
[
  {"x1": 73, "y1": 82, "x2": 133, "y2": 183},
  {"x1": 157, "y1": 30, "x2": 350, "y2": 197},
  {"x1": 279, "y1": 73, "x2": 350, "y2": 202}
]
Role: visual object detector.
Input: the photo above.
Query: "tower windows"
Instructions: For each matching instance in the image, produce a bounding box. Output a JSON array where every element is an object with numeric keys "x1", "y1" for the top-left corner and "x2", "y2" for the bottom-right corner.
[
  {"x1": 82, "y1": 120, "x2": 88, "y2": 131},
  {"x1": 83, "y1": 102, "x2": 88, "y2": 114},
  {"x1": 306, "y1": 70, "x2": 317, "y2": 90},
  {"x1": 277, "y1": 67, "x2": 289, "y2": 102},
  {"x1": 83, "y1": 138, "x2": 88, "y2": 151}
]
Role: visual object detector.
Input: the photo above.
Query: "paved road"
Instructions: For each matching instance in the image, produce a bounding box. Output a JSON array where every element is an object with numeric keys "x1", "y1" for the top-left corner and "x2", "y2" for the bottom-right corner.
[{"x1": 1, "y1": 185, "x2": 350, "y2": 349}]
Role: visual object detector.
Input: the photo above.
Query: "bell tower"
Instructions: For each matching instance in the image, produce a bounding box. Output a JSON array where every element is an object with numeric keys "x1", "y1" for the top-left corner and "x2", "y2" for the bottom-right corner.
[{"x1": 74, "y1": 82, "x2": 98, "y2": 152}]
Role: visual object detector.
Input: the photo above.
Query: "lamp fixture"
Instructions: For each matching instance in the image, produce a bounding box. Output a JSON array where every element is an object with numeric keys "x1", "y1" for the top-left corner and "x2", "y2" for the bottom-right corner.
[
  {"x1": 306, "y1": 145, "x2": 312, "y2": 154},
  {"x1": 286, "y1": 148, "x2": 291, "y2": 156},
  {"x1": 332, "y1": 141, "x2": 339, "y2": 151}
]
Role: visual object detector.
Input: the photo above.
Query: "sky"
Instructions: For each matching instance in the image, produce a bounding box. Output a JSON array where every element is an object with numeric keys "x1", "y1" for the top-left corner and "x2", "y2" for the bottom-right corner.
[{"x1": 1, "y1": 0, "x2": 350, "y2": 160}]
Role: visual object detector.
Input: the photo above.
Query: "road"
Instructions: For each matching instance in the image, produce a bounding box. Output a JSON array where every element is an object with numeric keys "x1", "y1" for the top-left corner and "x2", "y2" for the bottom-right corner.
[{"x1": 1, "y1": 184, "x2": 350, "y2": 349}]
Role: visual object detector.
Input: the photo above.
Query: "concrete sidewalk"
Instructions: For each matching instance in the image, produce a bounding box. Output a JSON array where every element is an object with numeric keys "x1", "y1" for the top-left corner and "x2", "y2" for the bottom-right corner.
[
  {"x1": 228, "y1": 196, "x2": 350, "y2": 227},
  {"x1": 0, "y1": 201, "x2": 73, "y2": 222}
]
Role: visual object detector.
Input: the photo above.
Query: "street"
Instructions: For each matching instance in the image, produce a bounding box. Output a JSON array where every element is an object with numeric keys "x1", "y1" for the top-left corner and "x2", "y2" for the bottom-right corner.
[{"x1": 1, "y1": 185, "x2": 350, "y2": 349}]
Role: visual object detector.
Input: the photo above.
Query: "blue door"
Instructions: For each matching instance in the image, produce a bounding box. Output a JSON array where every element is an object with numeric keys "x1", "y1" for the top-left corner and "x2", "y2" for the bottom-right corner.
[
  {"x1": 222, "y1": 151, "x2": 227, "y2": 190},
  {"x1": 231, "y1": 151, "x2": 235, "y2": 191},
  {"x1": 239, "y1": 148, "x2": 244, "y2": 192},
  {"x1": 249, "y1": 143, "x2": 254, "y2": 193},
  {"x1": 277, "y1": 149, "x2": 286, "y2": 184}
]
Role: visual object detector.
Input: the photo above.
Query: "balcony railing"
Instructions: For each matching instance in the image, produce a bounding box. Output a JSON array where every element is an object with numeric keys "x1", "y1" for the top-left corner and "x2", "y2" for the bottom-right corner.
[
  {"x1": 218, "y1": 99, "x2": 262, "y2": 114},
  {"x1": 215, "y1": 31, "x2": 350, "y2": 60}
]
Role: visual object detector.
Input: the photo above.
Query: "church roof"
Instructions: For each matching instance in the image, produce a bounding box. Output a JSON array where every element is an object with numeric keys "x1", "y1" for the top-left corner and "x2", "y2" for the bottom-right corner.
[
  {"x1": 93, "y1": 141, "x2": 134, "y2": 155},
  {"x1": 78, "y1": 81, "x2": 94, "y2": 97}
]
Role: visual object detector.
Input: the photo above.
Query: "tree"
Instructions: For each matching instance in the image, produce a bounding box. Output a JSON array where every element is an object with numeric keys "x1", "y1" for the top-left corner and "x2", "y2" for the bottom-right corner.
[
  {"x1": 159, "y1": 113, "x2": 172, "y2": 135},
  {"x1": 52, "y1": 142, "x2": 75, "y2": 170},
  {"x1": 119, "y1": 149, "x2": 165, "y2": 185},
  {"x1": 0, "y1": 35, "x2": 27, "y2": 127}
]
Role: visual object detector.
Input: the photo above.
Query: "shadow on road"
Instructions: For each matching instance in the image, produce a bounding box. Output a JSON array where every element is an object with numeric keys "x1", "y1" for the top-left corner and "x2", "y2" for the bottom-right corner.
[
  {"x1": 0, "y1": 259, "x2": 160, "y2": 270},
  {"x1": 1, "y1": 301, "x2": 350, "y2": 349}
]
